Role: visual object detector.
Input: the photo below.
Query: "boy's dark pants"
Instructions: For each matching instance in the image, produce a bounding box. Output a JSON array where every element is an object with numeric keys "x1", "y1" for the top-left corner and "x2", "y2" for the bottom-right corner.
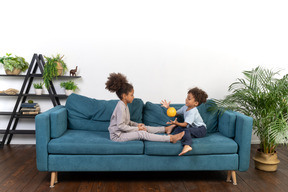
[{"x1": 172, "y1": 124, "x2": 206, "y2": 146}]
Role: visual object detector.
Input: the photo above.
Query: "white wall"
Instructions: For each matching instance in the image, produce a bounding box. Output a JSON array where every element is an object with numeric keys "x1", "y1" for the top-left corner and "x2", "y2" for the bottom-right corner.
[{"x1": 1, "y1": 0, "x2": 288, "y2": 144}]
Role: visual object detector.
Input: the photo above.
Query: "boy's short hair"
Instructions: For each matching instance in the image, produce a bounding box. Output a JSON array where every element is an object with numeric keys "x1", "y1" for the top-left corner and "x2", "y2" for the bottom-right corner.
[{"x1": 188, "y1": 87, "x2": 208, "y2": 106}]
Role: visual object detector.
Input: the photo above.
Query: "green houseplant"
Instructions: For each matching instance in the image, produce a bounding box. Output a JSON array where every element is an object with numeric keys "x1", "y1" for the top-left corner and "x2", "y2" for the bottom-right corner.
[
  {"x1": 33, "y1": 82, "x2": 44, "y2": 95},
  {"x1": 0, "y1": 53, "x2": 29, "y2": 75},
  {"x1": 43, "y1": 54, "x2": 68, "y2": 89},
  {"x1": 33, "y1": 82, "x2": 43, "y2": 89},
  {"x1": 211, "y1": 66, "x2": 288, "y2": 171},
  {"x1": 60, "y1": 80, "x2": 78, "y2": 96}
]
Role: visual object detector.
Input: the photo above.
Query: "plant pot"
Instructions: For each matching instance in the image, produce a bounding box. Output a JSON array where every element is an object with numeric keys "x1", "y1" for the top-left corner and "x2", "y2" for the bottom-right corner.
[
  {"x1": 65, "y1": 90, "x2": 73, "y2": 96},
  {"x1": 5, "y1": 68, "x2": 21, "y2": 75},
  {"x1": 56, "y1": 62, "x2": 63, "y2": 76},
  {"x1": 35, "y1": 89, "x2": 43, "y2": 95},
  {"x1": 253, "y1": 149, "x2": 280, "y2": 172}
]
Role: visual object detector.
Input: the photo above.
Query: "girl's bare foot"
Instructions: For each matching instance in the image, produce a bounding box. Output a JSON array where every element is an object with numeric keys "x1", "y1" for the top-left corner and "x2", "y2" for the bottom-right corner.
[
  {"x1": 170, "y1": 131, "x2": 185, "y2": 143},
  {"x1": 179, "y1": 145, "x2": 192, "y2": 156},
  {"x1": 165, "y1": 124, "x2": 176, "y2": 134}
]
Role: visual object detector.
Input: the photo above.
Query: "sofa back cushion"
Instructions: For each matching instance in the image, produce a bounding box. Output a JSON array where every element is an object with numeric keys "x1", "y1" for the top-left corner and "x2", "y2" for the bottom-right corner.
[
  {"x1": 143, "y1": 102, "x2": 184, "y2": 126},
  {"x1": 65, "y1": 94, "x2": 144, "y2": 131},
  {"x1": 143, "y1": 100, "x2": 218, "y2": 133},
  {"x1": 50, "y1": 108, "x2": 67, "y2": 138},
  {"x1": 218, "y1": 110, "x2": 236, "y2": 138},
  {"x1": 197, "y1": 100, "x2": 218, "y2": 133}
]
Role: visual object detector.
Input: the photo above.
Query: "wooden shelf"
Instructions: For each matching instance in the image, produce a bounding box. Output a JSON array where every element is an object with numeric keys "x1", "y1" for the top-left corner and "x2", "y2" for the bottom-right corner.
[
  {"x1": 0, "y1": 130, "x2": 35, "y2": 134},
  {"x1": 0, "y1": 112, "x2": 13, "y2": 115},
  {"x1": 0, "y1": 74, "x2": 81, "y2": 78},
  {"x1": 0, "y1": 112, "x2": 40, "y2": 118},
  {"x1": 0, "y1": 93, "x2": 68, "y2": 98}
]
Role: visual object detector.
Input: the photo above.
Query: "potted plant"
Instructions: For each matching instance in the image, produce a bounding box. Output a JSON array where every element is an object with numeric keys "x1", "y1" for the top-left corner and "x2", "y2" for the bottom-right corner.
[
  {"x1": 60, "y1": 80, "x2": 78, "y2": 96},
  {"x1": 0, "y1": 53, "x2": 29, "y2": 75},
  {"x1": 33, "y1": 82, "x2": 44, "y2": 95},
  {"x1": 43, "y1": 54, "x2": 68, "y2": 89},
  {"x1": 211, "y1": 66, "x2": 288, "y2": 171}
]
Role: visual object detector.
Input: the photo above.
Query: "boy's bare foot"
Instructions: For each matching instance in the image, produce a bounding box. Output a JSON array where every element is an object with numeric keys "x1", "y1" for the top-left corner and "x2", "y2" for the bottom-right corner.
[
  {"x1": 170, "y1": 131, "x2": 185, "y2": 143},
  {"x1": 165, "y1": 124, "x2": 176, "y2": 134},
  {"x1": 179, "y1": 145, "x2": 192, "y2": 156}
]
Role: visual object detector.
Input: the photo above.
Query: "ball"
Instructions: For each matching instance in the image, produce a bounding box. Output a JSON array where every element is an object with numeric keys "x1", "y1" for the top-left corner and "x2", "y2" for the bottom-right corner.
[{"x1": 167, "y1": 107, "x2": 176, "y2": 117}]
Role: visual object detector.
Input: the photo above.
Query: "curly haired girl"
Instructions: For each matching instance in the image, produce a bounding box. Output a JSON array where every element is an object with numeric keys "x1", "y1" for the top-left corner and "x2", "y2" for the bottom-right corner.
[{"x1": 106, "y1": 73, "x2": 184, "y2": 143}]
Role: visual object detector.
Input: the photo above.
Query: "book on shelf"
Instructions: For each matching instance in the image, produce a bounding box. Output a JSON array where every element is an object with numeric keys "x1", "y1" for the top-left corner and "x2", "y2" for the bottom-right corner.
[
  {"x1": 20, "y1": 103, "x2": 40, "y2": 114},
  {"x1": 22, "y1": 111, "x2": 40, "y2": 115},
  {"x1": 20, "y1": 107, "x2": 40, "y2": 112},
  {"x1": 20, "y1": 103, "x2": 39, "y2": 108}
]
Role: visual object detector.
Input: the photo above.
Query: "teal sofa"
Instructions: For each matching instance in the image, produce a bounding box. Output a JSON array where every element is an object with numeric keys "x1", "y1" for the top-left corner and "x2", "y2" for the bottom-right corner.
[{"x1": 35, "y1": 94, "x2": 253, "y2": 187}]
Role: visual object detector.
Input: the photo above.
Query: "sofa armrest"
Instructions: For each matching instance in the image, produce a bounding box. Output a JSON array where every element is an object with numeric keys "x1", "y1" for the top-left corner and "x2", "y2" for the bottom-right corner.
[
  {"x1": 35, "y1": 105, "x2": 64, "y2": 171},
  {"x1": 234, "y1": 112, "x2": 253, "y2": 171}
]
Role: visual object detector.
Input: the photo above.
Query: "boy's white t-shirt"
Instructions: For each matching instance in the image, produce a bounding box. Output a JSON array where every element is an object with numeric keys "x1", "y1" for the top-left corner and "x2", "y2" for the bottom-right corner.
[{"x1": 176, "y1": 105, "x2": 206, "y2": 128}]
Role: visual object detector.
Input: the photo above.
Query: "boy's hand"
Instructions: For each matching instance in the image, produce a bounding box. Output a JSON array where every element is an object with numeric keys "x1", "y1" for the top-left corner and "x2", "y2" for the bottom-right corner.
[
  {"x1": 167, "y1": 118, "x2": 178, "y2": 125},
  {"x1": 161, "y1": 99, "x2": 171, "y2": 109},
  {"x1": 138, "y1": 123, "x2": 147, "y2": 131}
]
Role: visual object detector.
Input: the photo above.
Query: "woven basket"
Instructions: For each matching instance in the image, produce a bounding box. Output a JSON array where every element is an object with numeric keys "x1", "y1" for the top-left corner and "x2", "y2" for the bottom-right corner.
[
  {"x1": 253, "y1": 149, "x2": 280, "y2": 172},
  {"x1": 5, "y1": 68, "x2": 21, "y2": 75},
  {"x1": 56, "y1": 62, "x2": 63, "y2": 76}
]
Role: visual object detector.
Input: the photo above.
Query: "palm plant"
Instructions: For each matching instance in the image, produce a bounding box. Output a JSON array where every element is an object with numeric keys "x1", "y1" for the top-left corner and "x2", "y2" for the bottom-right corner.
[{"x1": 211, "y1": 66, "x2": 288, "y2": 154}]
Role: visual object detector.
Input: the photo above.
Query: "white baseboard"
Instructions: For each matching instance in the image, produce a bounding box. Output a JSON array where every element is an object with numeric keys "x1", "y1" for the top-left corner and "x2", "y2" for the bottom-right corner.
[{"x1": 251, "y1": 139, "x2": 260, "y2": 144}]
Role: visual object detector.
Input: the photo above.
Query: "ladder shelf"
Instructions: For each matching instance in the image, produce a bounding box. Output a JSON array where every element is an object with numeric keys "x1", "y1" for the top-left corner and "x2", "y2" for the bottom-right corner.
[{"x1": 0, "y1": 53, "x2": 81, "y2": 147}]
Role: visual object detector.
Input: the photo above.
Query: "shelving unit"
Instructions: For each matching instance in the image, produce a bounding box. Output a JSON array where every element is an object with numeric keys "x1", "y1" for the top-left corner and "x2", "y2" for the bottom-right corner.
[{"x1": 0, "y1": 53, "x2": 81, "y2": 148}]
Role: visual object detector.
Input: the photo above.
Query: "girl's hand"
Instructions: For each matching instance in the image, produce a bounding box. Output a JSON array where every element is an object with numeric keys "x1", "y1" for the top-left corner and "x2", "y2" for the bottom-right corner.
[
  {"x1": 161, "y1": 99, "x2": 171, "y2": 109},
  {"x1": 167, "y1": 118, "x2": 178, "y2": 125},
  {"x1": 138, "y1": 124, "x2": 147, "y2": 131}
]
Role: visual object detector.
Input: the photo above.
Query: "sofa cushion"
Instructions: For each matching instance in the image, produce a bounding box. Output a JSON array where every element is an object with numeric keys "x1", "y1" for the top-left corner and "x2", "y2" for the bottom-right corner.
[
  {"x1": 218, "y1": 110, "x2": 236, "y2": 138},
  {"x1": 48, "y1": 129, "x2": 144, "y2": 155},
  {"x1": 144, "y1": 132, "x2": 238, "y2": 156},
  {"x1": 143, "y1": 100, "x2": 218, "y2": 133},
  {"x1": 143, "y1": 102, "x2": 183, "y2": 127},
  {"x1": 197, "y1": 100, "x2": 218, "y2": 133},
  {"x1": 65, "y1": 94, "x2": 144, "y2": 131}
]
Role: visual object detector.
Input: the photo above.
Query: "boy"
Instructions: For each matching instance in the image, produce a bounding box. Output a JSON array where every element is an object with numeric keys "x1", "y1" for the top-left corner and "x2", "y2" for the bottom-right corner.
[{"x1": 161, "y1": 87, "x2": 208, "y2": 156}]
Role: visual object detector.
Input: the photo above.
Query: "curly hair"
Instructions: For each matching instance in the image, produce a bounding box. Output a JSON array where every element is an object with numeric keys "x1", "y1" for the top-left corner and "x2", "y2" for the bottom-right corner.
[
  {"x1": 105, "y1": 73, "x2": 133, "y2": 99},
  {"x1": 188, "y1": 87, "x2": 208, "y2": 106}
]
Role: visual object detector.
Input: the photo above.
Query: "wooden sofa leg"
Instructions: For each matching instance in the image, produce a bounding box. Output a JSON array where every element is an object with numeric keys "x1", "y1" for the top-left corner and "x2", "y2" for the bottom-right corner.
[
  {"x1": 226, "y1": 170, "x2": 237, "y2": 185},
  {"x1": 231, "y1": 170, "x2": 237, "y2": 185},
  {"x1": 226, "y1": 170, "x2": 232, "y2": 183},
  {"x1": 50, "y1": 172, "x2": 57, "y2": 188},
  {"x1": 55, "y1": 172, "x2": 58, "y2": 184}
]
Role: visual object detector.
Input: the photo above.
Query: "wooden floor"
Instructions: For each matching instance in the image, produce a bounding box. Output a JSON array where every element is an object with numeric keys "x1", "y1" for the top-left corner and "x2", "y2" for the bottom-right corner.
[{"x1": 0, "y1": 144, "x2": 287, "y2": 192}]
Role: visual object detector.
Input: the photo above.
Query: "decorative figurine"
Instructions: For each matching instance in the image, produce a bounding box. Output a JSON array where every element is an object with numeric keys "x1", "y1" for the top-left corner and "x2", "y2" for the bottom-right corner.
[{"x1": 70, "y1": 66, "x2": 78, "y2": 76}]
